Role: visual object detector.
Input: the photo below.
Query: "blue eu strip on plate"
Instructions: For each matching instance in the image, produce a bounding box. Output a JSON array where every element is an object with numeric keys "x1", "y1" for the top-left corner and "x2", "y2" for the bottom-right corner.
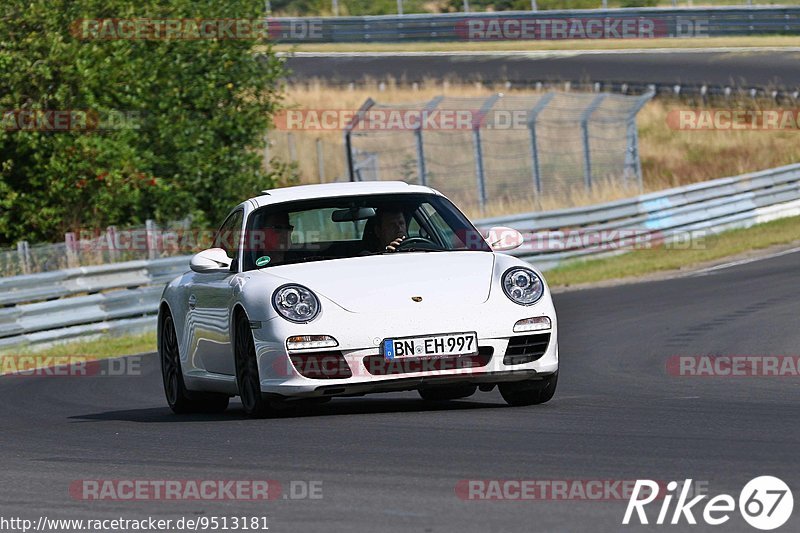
[{"x1": 383, "y1": 339, "x2": 395, "y2": 361}]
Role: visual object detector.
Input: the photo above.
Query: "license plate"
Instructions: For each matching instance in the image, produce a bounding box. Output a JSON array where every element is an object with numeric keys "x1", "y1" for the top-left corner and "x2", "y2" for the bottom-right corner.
[{"x1": 382, "y1": 332, "x2": 478, "y2": 360}]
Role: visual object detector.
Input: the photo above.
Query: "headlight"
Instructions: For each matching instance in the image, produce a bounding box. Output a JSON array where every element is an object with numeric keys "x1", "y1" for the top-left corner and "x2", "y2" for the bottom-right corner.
[
  {"x1": 272, "y1": 284, "x2": 321, "y2": 323},
  {"x1": 502, "y1": 267, "x2": 544, "y2": 306}
]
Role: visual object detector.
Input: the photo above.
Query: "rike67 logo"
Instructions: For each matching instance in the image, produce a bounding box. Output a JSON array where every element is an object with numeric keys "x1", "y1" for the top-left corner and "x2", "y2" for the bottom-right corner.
[{"x1": 623, "y1": 477, "x2": 793, "y2": 530}]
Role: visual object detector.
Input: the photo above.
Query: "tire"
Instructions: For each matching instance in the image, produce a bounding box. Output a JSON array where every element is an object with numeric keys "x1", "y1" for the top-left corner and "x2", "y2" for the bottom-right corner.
[
  {"x1": 234, "y1": 314, "x2": 274, "y2": 418},
  {"x1": 159, "y1": 312, "x2": 230, "y2": 414},
  {"x1": 418, "y1": 383, "x2": 477, "y2": 401},
  {"x1": 499, "y1": 372, "x2": 558, "y2": 406}
]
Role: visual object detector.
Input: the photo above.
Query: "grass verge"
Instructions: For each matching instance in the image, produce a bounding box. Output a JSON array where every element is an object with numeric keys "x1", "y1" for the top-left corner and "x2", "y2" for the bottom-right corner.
[
  {"x1": 273, "y1": 36, "x2": 800, "y2": 54},
  {"x1": 545, "y1": 215, "x2": 800, "y2": 287},
  {"x1": 0, "y1": 331, "x2": 156, "y2": 368}
]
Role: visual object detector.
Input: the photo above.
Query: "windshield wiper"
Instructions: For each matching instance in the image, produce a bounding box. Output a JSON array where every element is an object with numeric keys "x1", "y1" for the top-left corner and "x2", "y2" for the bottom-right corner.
[
  {"x1": 282, "y1": 256, "x2": 341, "y2": 266},
  {"x1": 395, "y1": 247, "x2": 447, "y2": 253}
]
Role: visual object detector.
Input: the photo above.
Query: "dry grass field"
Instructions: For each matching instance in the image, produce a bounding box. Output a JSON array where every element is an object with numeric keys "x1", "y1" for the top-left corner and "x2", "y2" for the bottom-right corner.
[{"x1": 272, "y1": 35, "x2": 800, "y2": 53}]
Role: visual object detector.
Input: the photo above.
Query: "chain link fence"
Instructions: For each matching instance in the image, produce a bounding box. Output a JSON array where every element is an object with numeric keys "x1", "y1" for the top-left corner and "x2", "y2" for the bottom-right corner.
[
  {"x1": 344, "y1": 90, "x2": 653, "y2": 214},
  {"x1": 0, "y1": 218, "x2": 198, "y2": 277}
]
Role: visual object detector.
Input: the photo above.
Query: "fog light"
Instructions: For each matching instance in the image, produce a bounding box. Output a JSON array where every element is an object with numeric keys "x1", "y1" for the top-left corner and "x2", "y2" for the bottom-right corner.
[
  {"x1": 286, "y1": 335, "x2": 338, "y2": 351},
  {"x1": 513, "y1": 317, "x2": 551, "y2": 333}
]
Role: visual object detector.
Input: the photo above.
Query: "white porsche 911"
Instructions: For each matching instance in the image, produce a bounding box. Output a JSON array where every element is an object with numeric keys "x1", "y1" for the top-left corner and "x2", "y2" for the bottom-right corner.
[{"x1": 158, "y1": 181, "x2": 558, "y2": 417}]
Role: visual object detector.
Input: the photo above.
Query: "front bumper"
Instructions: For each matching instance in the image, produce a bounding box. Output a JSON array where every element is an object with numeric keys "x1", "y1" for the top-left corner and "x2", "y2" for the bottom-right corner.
[
  {"x1": 253, "y1": 328, "x2": 558, "y2": 398},
  {"x1": 248, "y1": 279, "x2": 559, "y2": 398}
]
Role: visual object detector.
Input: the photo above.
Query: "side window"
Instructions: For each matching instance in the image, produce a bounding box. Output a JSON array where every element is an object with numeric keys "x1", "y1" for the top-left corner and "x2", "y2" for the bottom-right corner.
[
  {"x1": 407, "y1": 217, "x2": 422, "y2": 238},
  {"x1": 407, "y1": 213, "x2": 433, "y2": 241},
  {"x1": 213, "y1": 210, "x2": 244, "y2": 260},
  {"x1": 419, "y1": 203, "x2": 461, "y2": 247}
]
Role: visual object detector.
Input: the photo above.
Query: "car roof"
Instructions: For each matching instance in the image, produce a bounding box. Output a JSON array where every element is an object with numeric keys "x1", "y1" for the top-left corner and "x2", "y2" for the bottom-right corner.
[{"x1": 250, "y1": 181, "x2": 440, "y2": 208}]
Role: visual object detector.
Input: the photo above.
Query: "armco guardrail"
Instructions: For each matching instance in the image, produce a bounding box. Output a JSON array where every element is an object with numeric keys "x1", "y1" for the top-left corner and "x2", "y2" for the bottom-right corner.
[
  {"x1": 270, "y1": 7, "x2": 800, "y2": 43},
  {"x1": 1, "y1": 163, "x2": 799, "y2": 349},
  {"x1": 0, "y1": 256, "x2": 190, "y2": 349},
  {"x1": 476, "y1": 163, "x2": 800, "y2": 270}
]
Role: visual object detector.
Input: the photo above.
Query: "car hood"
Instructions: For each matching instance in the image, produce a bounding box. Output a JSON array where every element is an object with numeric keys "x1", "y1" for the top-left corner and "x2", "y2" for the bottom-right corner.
[{"x1": 264, "y1": 251, "x2": 495, "y2": 313}]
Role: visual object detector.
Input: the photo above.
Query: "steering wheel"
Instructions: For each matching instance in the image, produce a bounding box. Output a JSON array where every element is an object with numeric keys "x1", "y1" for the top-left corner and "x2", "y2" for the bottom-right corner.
[{"x1": 394, "y1": 236, "x2": 440, "y2": 251}]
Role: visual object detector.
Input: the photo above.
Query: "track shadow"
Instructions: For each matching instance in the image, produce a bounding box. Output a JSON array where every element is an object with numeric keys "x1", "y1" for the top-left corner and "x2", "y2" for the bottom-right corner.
[{"x1": 69, "y1": 396, "x2": 508, "y2": 423}]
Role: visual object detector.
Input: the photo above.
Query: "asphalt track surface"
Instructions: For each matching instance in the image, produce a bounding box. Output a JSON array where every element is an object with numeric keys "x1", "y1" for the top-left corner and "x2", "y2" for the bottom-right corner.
[
  {"x1": 284, "y1": 49, "x2": 800, "y2": 88},
  {"x1": 1, "y1": 249, "x2": 798, "y2": 533}
]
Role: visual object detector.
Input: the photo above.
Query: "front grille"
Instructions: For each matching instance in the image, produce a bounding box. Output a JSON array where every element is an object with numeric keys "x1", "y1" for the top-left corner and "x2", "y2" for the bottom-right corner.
[
  {"x1": 363, "y1": 346, "x2": 494, "y2": 376},
  {"x1": 503, "y1": 333, "x2": 551, "y2": 365}
]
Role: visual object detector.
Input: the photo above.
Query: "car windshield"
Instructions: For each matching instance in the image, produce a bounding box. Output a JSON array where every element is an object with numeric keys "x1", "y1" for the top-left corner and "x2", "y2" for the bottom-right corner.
[{"x1": 242, "y1": 193, "x2": 491, "y2": 271}]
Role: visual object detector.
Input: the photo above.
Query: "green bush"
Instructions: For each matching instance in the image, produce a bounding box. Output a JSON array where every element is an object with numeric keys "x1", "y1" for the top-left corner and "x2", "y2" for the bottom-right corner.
[{"x1": 0, "y1": 0, "x2": 284, "y2": 244}]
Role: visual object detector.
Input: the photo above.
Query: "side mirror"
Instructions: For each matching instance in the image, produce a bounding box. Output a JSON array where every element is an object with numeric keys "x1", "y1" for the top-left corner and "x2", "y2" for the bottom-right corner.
[
  {"x1": 485, "y1": 226, "x2": 524, "y2": 252},
  {"x1": 190, "y1": 248, "x2": 233, "y2": 273}
]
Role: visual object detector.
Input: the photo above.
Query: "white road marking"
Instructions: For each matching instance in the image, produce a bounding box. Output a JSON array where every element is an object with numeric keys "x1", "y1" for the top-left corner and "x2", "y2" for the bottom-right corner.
[
  {"x1": 691, "y1": 246, "x2": 800, "y2": 275},
  {"x1": 279, "y1": 47, "x2": 800, "y2": 59}
]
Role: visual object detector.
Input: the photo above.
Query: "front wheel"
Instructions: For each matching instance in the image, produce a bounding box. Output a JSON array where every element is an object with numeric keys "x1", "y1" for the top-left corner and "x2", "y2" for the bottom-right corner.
[
  {"x1": 234, "y1": 314, "x2": 274, "y2": 418},
  {"x1": 499, "y1": 372, "x2": 558, "y2": 406},
  {"x1": 160, "y1": 312, "x2": 229, "y2": 414}
]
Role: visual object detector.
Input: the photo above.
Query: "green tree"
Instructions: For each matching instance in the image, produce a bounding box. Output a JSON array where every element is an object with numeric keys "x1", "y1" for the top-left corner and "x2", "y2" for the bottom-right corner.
[{"x1": 0, "y1": 0, "x2": 285, "y2": 244}]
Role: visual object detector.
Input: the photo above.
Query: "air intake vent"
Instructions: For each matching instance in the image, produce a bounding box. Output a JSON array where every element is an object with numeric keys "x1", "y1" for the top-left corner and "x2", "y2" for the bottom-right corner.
[
  {"x1": 504, "y1": 333, "x2": 550, "y2": 365},
  {"x1": 289, "y1": 351, "x2": 352, "y2": 379}
]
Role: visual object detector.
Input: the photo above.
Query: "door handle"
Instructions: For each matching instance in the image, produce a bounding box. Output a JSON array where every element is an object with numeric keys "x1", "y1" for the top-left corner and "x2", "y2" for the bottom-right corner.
[{"x1": 188, "y1": 294, "x2": 197, "y2": 310}]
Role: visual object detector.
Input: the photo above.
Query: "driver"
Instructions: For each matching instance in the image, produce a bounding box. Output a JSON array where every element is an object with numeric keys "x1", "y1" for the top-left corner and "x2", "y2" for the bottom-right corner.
[{"x1": 372, "y1": 207, "x2": 407, "y2": 252}]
